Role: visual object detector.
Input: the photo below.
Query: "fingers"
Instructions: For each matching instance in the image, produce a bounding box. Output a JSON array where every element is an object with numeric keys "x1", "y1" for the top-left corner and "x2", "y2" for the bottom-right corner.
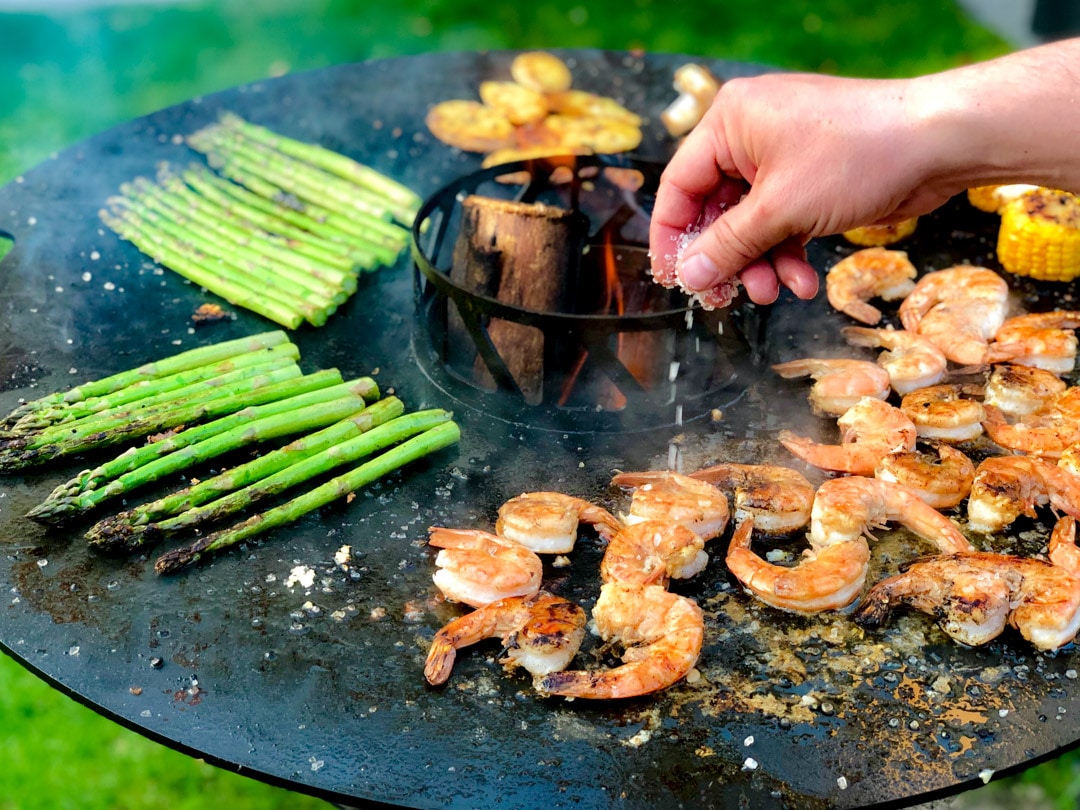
[
  {"x1": 733, "y1": 240, "x2": 817, "y2": 305},
  {"x1": 675, "y1": 187, "x2": 792, "y2": 292}
]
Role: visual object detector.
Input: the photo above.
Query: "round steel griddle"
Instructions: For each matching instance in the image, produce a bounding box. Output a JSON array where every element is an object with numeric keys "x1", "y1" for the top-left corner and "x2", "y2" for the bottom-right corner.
[{"x1": 0, "y1": 50, "x2": 1078, "y2": 810}]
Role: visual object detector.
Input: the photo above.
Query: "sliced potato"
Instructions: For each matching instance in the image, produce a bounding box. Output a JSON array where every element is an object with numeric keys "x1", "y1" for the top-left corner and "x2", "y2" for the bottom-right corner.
[
  {"x1": 510, "y1": 51, "x2": 573, "y2": 93},
  {"x1": 425, "y1": 100, "x2": 517, "y2": 152},
  {"x1": 545, "y1": 90, "x2": 642, "y2": 126},
  {"x1": 478, "y1": 81, "x2": 549, "y2": 126},
  {"x1": 539, "y1": 114, "x2": 643, "y2": 154},
  {"x1": 481, "y1": 145, "x2": 591, "y2": 169}
]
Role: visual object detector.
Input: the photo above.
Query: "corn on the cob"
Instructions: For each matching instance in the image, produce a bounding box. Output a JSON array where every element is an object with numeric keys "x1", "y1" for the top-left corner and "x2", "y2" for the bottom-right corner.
[
  {"x1": 996, "y1": 188, "x2": 1080, "y2": 282},
  {"x1": 967, "y1": 183, "x2": 1039, "y2": 214},
  {"x1": 843, "y1": 217, "x2": 918, "y2": 247}
]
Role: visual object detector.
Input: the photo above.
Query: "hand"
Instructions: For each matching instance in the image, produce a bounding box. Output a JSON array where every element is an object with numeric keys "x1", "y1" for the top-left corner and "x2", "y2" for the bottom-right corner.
[{"x1": 649, "y1": 72, "x2": 962, "y2": 305}]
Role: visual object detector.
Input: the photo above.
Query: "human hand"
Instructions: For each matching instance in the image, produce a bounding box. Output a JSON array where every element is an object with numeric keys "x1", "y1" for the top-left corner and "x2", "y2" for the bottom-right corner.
[{"x1": 649, "y1": 71, "x2": 963, "y2": 306}]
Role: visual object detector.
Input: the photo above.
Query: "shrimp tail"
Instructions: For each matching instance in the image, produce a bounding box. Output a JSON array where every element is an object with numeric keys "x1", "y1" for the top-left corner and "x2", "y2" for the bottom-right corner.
[
  {"x1": 851, "y1": 584, "x2": 896, "y2": 629},
  {"x1": 424, "y1": 635, "x2": 459, "y2": 685}
]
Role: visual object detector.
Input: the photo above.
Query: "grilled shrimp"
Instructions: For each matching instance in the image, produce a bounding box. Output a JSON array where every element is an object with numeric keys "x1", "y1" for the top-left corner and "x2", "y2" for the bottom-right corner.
[
  {"x1": 825, "y1": 247, "x2": 917, "y2": 325},
  {"x1": 899, "y1": 384, "x2": 986, "y2": 443},
  {"x1": 856, "y1": 517, "x2": 1080, "y2": 651},
  {"x1": 898, "y1": 266, "x2": 1009, "y2": 364},
  {"x1": 966, "y1": 455, "x2": 1080, "y2": 534},
  {"x1": 428, "y1": 527, "x2": 543, "y2": 608},
  {"x1": 495, "y1": 491, "x2": 621, "y2": 554},
  {"x1": 810, "y1": 475, "x2": 972, "y2": 552},
  {"x1": 982, "y1": 387, "x2": 1080, "y2": 457},
  {"x1": 984, "y1": 364, "x2": 1067, "y2": 420},
  {"x1": 986, "y1": 310, "x2": 1080, "y2": 374},
  {"x1": 770, "y1": 357, "x2": 891, "y2": 417},
  {"x1": 779, "y1": 396, "x2": 917, "y2": 476},
  {"x1": 600, "y1": 520, "x2": 708, "y2": 586},
  {"x1": 841, "y1": 326, "x2": 948, "y2": 395},
  {"x1": 689, "y1": 462, "x2": 814, "y2": 534},
  {"x1": 726, "y1": 477, "x2": 970, "y2": 615},
  {"x1": 874, "y1": 445, "x2": 976, "y2": 510},
  {"x1": 725, "y1": 515, "x2": 871, "y2": 614},
  {"x1": 610, "y1": 470, "x2": 729, "y2": 540},
  {"x1": 424, "y1": 591, "x2": 586, "y2": 685},
  {"x1": 535, "y1": 582, "x2": 704, "y2": 699}
]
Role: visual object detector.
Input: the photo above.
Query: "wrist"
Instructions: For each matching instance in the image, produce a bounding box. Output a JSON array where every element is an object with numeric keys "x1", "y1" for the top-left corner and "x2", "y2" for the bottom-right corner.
[{"x1": 907, "y1": 41, "x2": 1080, "y2": 193}]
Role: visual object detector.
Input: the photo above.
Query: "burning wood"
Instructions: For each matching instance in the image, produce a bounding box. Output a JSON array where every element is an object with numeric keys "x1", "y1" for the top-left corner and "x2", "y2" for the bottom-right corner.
[{"x1": 450, "y1": 194, "x2": 585, "y2": 403}]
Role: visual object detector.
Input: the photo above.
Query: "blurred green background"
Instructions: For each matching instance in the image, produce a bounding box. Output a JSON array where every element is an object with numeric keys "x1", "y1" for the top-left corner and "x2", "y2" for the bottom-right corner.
[{"x1": 1, "y1": 1, "x2": 1077, "y2": 808}]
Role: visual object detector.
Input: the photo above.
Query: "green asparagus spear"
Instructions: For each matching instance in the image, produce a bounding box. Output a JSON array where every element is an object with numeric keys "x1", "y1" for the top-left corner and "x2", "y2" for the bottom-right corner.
[
  {"x1": 216, "y1": 112, "x2": 421, "y2": 217},
  {"x1": 0, "y1": 330, "x2": 290, "y2": 425},
  {"x1": 210, "y1": 161, "x2": 409, "y2": 255},
  {"x1": 0, "y1": 367, "x2": 342, "y2": 471},
  {"x1": 48, "y1": 374, "x2": 378, "y2": 501},
  {"x1": 162, "y1": 166, "x2": 379, "y2": 269},
  {"x1": 24, "y1": 353, "x2": 299, "y2": 441},
  {"x1": 28, "y1": 390, "x2": 380, "y2": 524},
  {"x1": 191, "y1": 127, "x2": 398, "y2": 223},
  {"x1": 85, "y1": 396, "x2": 406, "y2": 551},
  {"x1": 10, "y1": 343, "x2": 301, "y2": 434},
  {"x1": 88, "y1": 404, "x2": 453, "y2": 555},
  {"x1": 180, "y1": 164, "x2": 393, "y2": 262},
  {"x1": 100, "y1": 209, "x2": 308, "y2": 329},
  {"x1": 155, "y1": 420, "x2": 461, "y2": 574},
  {"x1": 125, "y1": 177, "x2": 361, "y2": 283}
]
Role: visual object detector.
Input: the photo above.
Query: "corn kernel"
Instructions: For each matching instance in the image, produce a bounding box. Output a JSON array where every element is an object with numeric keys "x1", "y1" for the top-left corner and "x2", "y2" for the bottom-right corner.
[{"x1": 843, "y1": 217, "x2": 918, "y2": 247}]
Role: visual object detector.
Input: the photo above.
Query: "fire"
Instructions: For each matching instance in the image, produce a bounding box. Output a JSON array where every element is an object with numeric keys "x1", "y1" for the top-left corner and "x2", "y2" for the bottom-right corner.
[{"x1": 560, "y1": 234, "x2": 660, "y2": 409}]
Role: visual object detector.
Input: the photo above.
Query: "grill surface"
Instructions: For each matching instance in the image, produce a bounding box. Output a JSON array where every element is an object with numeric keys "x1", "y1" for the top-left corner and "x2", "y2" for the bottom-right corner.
[{"x1": 0, "y1": 51, "x2": 1077, "y2": 809}]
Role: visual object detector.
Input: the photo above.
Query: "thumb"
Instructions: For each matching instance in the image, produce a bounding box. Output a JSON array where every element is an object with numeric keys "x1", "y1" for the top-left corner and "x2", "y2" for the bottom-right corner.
[{"x1": 677, "y1": 191, "x2": 790, "y2": 292}]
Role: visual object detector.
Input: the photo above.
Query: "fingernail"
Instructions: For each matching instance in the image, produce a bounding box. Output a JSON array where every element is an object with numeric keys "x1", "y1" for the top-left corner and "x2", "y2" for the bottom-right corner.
[{"x1": 678, "y1": 252, "x2": 718, "y2": 292}]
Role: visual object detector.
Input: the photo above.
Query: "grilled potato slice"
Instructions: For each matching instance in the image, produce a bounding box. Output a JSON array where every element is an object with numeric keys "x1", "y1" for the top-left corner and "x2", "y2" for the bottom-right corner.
[
  {"x1": 478, "y1": 81, "x2": 549, "y2": 126},
  {"x1": 539, "y1": 114, "x2": 642, "y2": 154},
  {"x1": 510, "y1": 51, "x2": 574, "y2": 93},
  {"x1": 425, "y1": 100, "x2": 517, "y2": 152},
  {"x1": 546, "y1": 90, "x2": 642, "y2": 126}
]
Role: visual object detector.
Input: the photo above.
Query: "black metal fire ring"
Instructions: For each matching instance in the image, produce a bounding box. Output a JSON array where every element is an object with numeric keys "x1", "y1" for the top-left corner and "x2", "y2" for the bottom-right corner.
[
  {"x1": 0, "y1": 50, "x2": 1076, "y2": 810},
  {"x1": 410, "y1": 153, "x2": 766, "y2": 433}
]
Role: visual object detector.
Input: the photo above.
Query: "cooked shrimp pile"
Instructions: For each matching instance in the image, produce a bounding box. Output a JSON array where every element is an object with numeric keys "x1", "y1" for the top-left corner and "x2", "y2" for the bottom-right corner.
[
  {"x1": 782, "y1": 255, "x2": 1080, "y2": 651},
  {"x1": 420, "y1": 259, "x2": 1080, "y2": 705}
]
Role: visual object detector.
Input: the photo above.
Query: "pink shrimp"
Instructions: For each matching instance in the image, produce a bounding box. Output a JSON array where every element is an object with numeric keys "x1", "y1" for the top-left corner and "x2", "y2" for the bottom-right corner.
[
  {"x1": 898, "y1": 265, "x2": 1009, "y2": 364},
  {"x1": 428, "y1": 527, "x2": 543, "y2": 608},
  {"x1": 825, "y1": 247, "x2": 917, "y2": 325},
  {"x1": 986, "y1": 310, "x2": 1080, "y2": 374},
  {"x1": 842, "y1": 325, "x2": 949, "y2": 395},
  {"x1": 770, "y1": 357, "x2": 891, "y2": 417},
  {"x1": 779, "y1": 396, "x2": 917, "y2": 476},
  {"x1": 424, "y1": 591, "x2": 586, "y2": 685}
]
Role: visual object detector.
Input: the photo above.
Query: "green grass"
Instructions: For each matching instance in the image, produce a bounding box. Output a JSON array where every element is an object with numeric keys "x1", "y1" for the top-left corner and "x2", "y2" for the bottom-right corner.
[
  {"x1": 0, "y1": 2, "x2": 1057, "y2": 808},
  {"x1": 0, "y1": 651, "x2": 327, "y2": 810}
]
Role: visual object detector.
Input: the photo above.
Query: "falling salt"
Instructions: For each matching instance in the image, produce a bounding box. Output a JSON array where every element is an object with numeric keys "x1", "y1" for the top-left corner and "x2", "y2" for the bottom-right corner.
[
  {"x1": 103, "y1": 282, "x2": 116, "y2": 291},
  {"x1": 27, "y1": 216, "x2": 36, "y2": 226},
  {"x1": 674, "y1": 404, "x2": 683, "y2": 427},
  {"x1": 81, "y1": 272, "x2": 92, "y2": 282},
  {"x1": 668, "y1": 361, "x2": 680, "y2": 382},
  {"x1": 89, "y1": 250, "x2": 100, "y2": 261}
]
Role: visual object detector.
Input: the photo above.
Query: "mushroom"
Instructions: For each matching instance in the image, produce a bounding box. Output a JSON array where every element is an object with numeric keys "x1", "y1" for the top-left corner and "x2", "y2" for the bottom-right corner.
[{"x1": 659, "y1": 64, "x2": 721, "y2": 137}]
